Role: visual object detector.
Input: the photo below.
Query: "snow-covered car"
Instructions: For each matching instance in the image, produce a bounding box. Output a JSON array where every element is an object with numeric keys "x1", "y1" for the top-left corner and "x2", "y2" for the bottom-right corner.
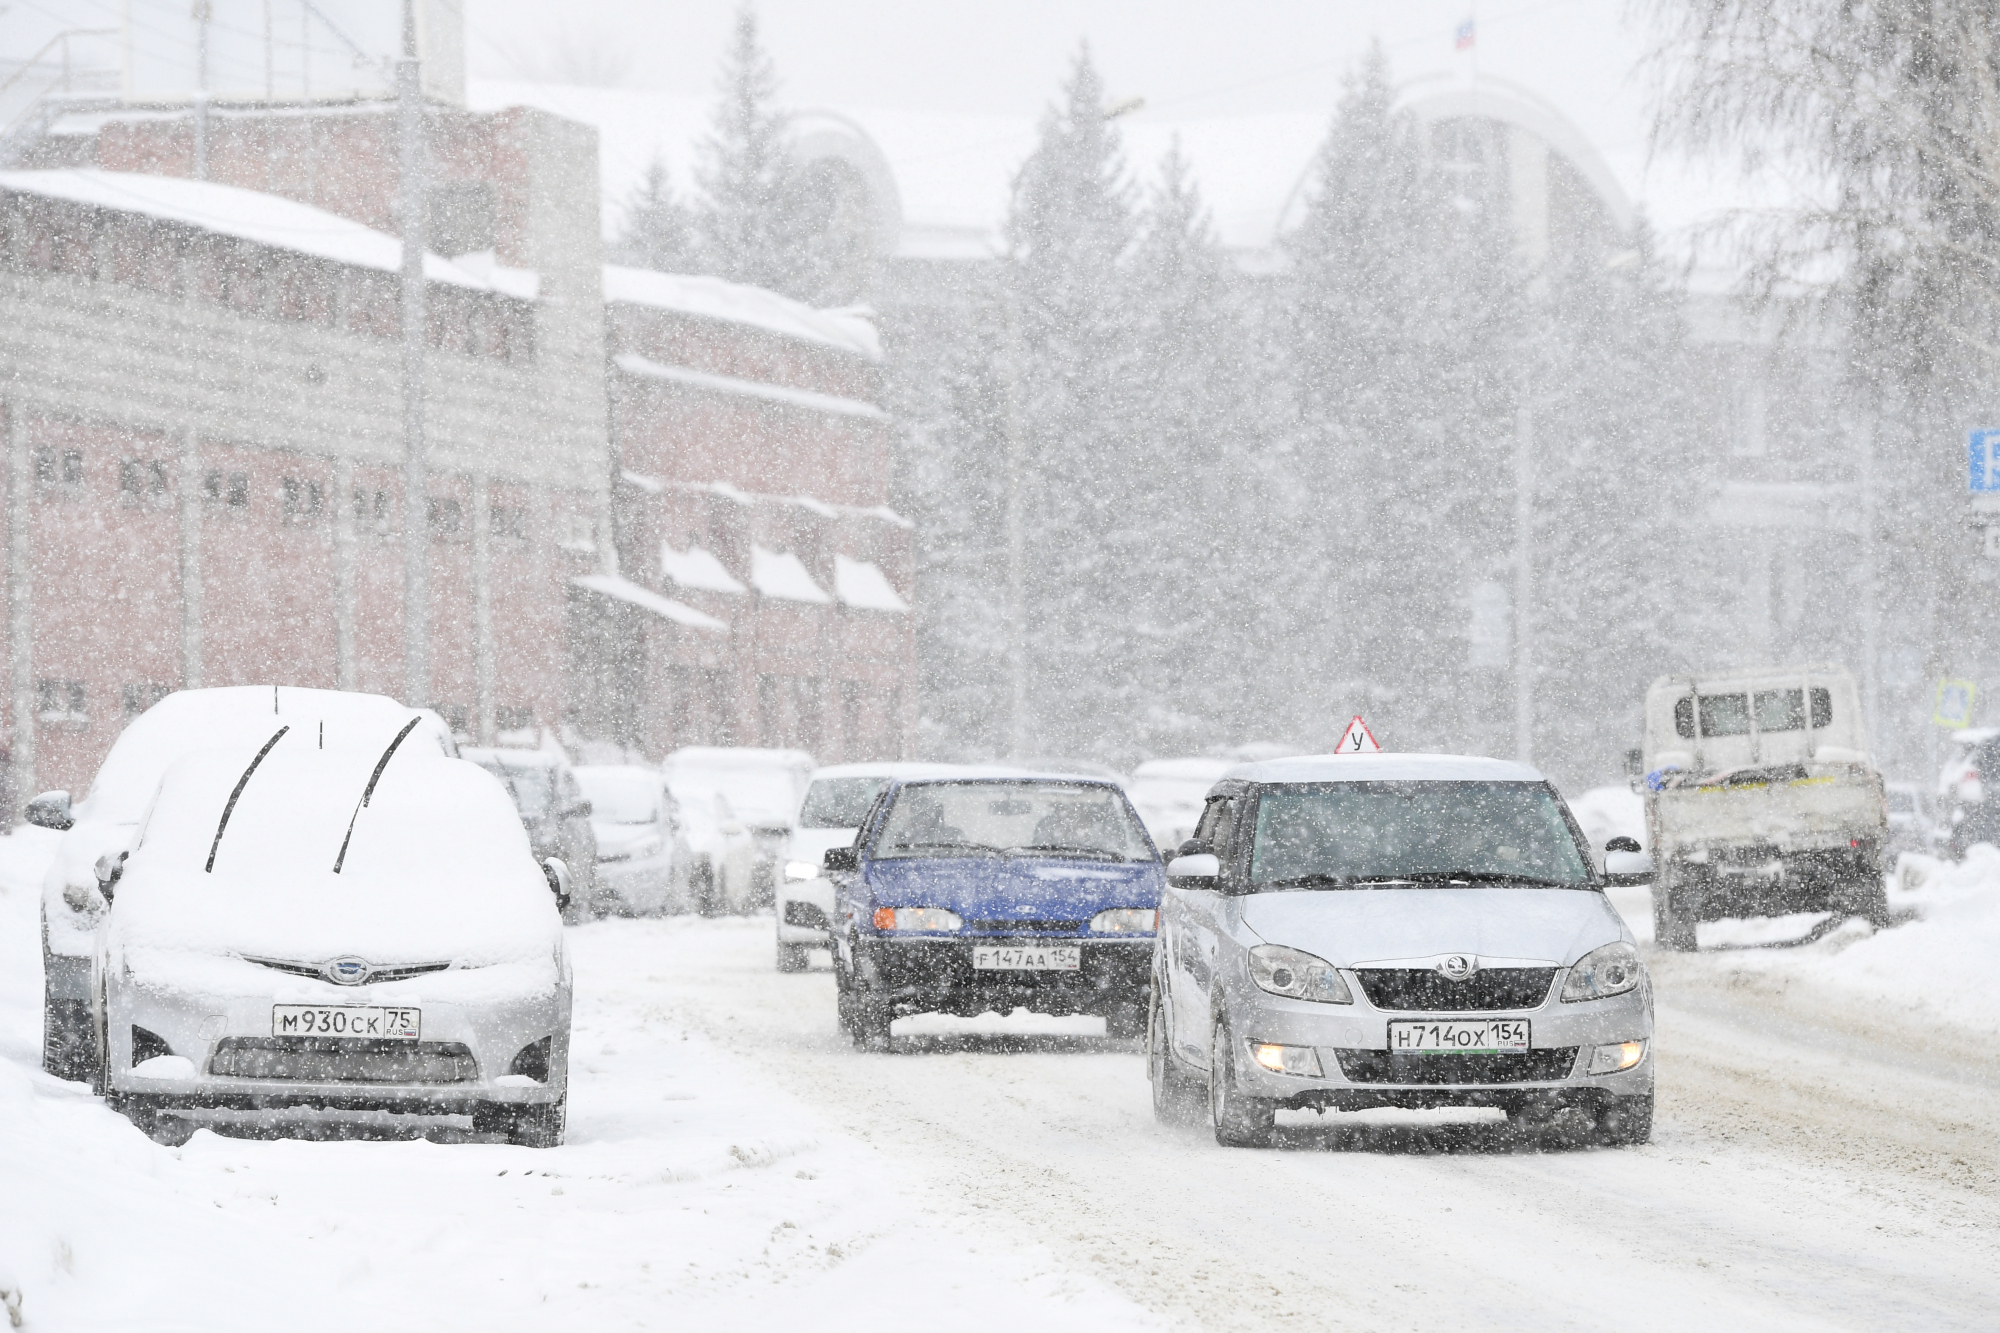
[
  {"x1": 574, "y1": 764, "x2": 692, "y2": 916},
  {"x1": 776, "y1": 762, "x2": 965, "y2": 971},
  {"x1": 33, "y1": 686, "x2": 456, "y2": 1081},
  {"x1": 662, "y1": 747, "x2": 814, "y2": 915},
  {"x1": 1150, "y1": 754, "x2": 1654, "y2": 1149},
  {"x1": 831, "y1": 774, "x2": 1164, "y2": 1049},
  {"x1": 92, "y1": 732, "x2": 573, "y2": 1147},
  {"x1": 1127, "y1": 758, "x2": 1237, "y2": 851},
  {"x1": 1884, "y1": 780, "x2": 1938, "y2": 862},
  {"x1": 461, "y1": 748, "x2": 600, "y2": 922},
  {"x1": 1938, "y1": 728, "x2": 2000, "y2": 858}
]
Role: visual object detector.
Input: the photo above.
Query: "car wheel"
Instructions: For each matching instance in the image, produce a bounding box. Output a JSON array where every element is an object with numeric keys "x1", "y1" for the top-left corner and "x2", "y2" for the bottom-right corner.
[
  {"x1": 1592, "y1": 1090, "x2": 1654, "y2": 1147},
  {"x1": 1103, "y1": 999, "x2": 1145, "y2": 1041},
  {"x1": 42, "y1": 980, "x2": 95, "y2": 1082},
  {"x1": 776, "y1": 942, "x2": 810, "y2": 973},
  {"x1": 694, "y1": 860, "x2": 721, "y2": 918},
  {"x1": 1652, "y1": 874, "x2": 1698, "y2": 952},
  {"x1": 1840, "y1": 871, "x2": 1891, "y2": 927},
  {"x1": 1207, "y1": 1018, "x2": 1275, "y2": 1148},
  {"x1": 835, "y1": 961, "x2": 892, "y2": 1052},
  {"x1": 1147, "y1": 986, "x2": 1201, "y2": 1125}
]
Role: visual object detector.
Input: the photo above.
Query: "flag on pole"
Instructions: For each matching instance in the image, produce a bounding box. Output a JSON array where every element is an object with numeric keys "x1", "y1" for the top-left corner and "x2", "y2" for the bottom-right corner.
[{"x1": 1455, "y1": 18, "x2": 1476, "y2": 50}]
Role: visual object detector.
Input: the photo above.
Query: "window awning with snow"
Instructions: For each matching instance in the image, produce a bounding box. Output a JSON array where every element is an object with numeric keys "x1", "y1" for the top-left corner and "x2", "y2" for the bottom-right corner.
[
  {"x1": 661, "y1": 543, "x2": 747, "y2": 594},
  {"x1": 833, "y1": 556, "x2": 909, "y2": 613},
  {"x1": 749, "y1": 546, "x2": 833, "y2": 604},
  {"x1": 570, "y1": 573, "x2": 728, "y2": 632}
]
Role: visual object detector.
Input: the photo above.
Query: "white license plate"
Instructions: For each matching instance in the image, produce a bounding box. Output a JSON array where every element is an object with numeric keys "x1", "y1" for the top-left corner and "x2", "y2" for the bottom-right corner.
[
  {"x1": 271, "y1": 1005, "x2": 421, "y2": 1040},
  {"x1": 972, "y1": 945, "x2": 1081, "y2": 971},
  {"x1": 1386, "y1": 1018, "x2": 1529, "y2": 1053}
]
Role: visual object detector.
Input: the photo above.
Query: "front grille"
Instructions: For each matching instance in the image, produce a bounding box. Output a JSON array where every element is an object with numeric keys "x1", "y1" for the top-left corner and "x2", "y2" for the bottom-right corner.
[
  {"x1": 1336, "y1": 1048, "x2": 1579, "y2": 1085},
  {"x1": 967, "y1": 919, "x2": 1084, "y2": 934},
  {"x1": 208, "y1": 1037, "x2": 478, "y2": 1083},
  {"x1": 1354, "y1": 968, "x2": 1555, "y2": 1012},
  {"x1": 242, "y1": 957, "x2": 452, "y2": 985}
]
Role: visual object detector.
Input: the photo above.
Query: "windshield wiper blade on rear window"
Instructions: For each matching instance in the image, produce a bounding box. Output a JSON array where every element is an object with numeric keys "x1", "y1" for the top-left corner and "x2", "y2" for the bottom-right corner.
[
  {"x1": 206, "y1": 726, "x2": 290, "y2": 872},
  {"x1": 1003, "y1": 844, "x2": 1125, "y2": 861},
  {"x1": 332, "y1": 717, "x2": 423, "y2": 873}
]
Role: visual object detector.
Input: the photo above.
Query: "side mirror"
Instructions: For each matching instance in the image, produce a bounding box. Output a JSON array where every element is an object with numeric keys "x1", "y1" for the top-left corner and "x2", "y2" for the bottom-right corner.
[
  {"x1": 1605, "y1": 836, "x2": 1642, "y2": 855},
  {"x1": 1603, "y1": 848, "x2": 1655, "y2": 886},
  {"x1": 1166, "y1": 853, "x2": 1220, "y2": 887},
  {"x1": 1176, "y1": 837, "x2": 1213, "y2": 858},
  {"x1": 94, "y1": 849, "x2": 128, "y2": 902},
  {"x1": 823, "y1": 846, "x2": 858, "y2": 873},
  {"x1": 25, "y1": 790, "x2": 73, "y2": 831},
  {"x1": 542, "y1": 856, "x2": 572, "y2": 912}
]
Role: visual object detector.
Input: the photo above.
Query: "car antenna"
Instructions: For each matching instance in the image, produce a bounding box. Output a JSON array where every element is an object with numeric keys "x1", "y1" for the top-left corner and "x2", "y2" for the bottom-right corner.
[
  {"x1": 273, "y1": 684, "x2": 279, "y2": 715},
  {"x1": 333, "y1": 717, "x2": 423, "y2": 873},
  {"x1": 207, "y1": 726, "x2": 290, "y2": 873}
]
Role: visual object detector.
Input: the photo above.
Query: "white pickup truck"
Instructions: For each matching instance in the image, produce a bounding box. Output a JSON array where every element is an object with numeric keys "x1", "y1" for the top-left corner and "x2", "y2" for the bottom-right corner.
[{"x1": 1639, "y1": 665, "x2": 1888, "y2": 950}]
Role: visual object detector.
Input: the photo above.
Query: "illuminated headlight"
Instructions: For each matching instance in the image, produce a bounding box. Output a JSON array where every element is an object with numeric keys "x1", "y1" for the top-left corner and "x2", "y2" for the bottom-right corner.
[
  {"x1": 1089, "y1": 907, "x2": 1156, "y2": 934},
  {"x1": 784, "y1": 860, "x2": 821, "y2": 882},
  {"x1": 1248, "y1": 944, "x2": 1352, "y2": 1004},
  {"x1": 1589, "y1": 1040, "x2": 1647, "y2": 1074},
  {"x1": 871, "y1": 906, "x2": 963, "y2": 932},
  {"x1": 1561, "y1": 942, "x2": 1645, "y2": 1002},
  {"x1": 1251, "y1": 1042, "x2": 1323, "y2": 1077}
]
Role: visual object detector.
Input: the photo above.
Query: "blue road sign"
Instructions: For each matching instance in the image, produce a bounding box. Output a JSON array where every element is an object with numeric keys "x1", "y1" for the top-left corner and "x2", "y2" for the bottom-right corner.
[{"x1": 1971, "y1": 429, "x2": 2000, "y2": 492}]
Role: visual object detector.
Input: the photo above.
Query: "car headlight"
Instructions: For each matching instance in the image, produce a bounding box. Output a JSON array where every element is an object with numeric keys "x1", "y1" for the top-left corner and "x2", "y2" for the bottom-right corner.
[
  {"x1": 871, "y1": 906, "x2": 963, "y2": 932},
  {"x1": 1089, "y1": 907, "x2": 1156, "y2": 933},
  {"x1": 784, "y1": 860, "x2": 821, "y2": 882},
  {"x1": 1248, "y1": 944, "x2": 1352, "y2": 1004},
  {"x1": 1561, "y1": 942, "x2": 1645, "y2": 1002}
]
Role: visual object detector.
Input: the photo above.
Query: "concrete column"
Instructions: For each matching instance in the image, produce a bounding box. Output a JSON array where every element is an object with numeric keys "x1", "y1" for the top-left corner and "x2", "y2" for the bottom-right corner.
[
  {"x1": 472, "y1": 469, "x2": 495, "y2": 744},
  {"x1": 7, "y1": 400, "x2": 33, "y2": 815},
  {"x1": 334, "y1": 455, "x2": 356, "y2": 690},
  {"x1": 179, "y1": 430, "x2": 204, "y2": 689}
]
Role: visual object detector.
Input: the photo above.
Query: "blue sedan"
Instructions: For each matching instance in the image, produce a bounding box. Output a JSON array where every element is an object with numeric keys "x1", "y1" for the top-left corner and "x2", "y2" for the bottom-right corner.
[{"x1": 827, "y1": 774, "x2": 1164, "y2": 1049}]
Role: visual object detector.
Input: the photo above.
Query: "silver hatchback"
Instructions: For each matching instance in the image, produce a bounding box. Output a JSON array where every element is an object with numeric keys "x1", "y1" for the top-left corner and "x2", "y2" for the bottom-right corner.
[{"x1": 1149, "y1": 754, "x2": 1653, "y2": 1148}]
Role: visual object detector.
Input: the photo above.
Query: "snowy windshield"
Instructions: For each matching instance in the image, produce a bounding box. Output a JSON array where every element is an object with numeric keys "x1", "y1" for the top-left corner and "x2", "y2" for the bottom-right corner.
[
  {"x1": 871, "y1": 781, "x2": 1155, "y2": 861},
  {"x1": 473, "y1": 760, "x2": 554, "y2": 818},
  {"x1": 575, "y1": 769, "x2": 660, "y2": 824},
  {"x1": 800, "y1": 777, "x2": 890, "y2": 828},
  {"x1": 1248, "y1": 782, "x2": 1591, "y2": 888}
]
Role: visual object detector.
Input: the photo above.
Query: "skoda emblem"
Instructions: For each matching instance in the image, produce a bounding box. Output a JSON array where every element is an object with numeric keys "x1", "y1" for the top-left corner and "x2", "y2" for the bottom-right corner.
[
  {"x1": 326, "y1": 957, "x2": 372, "y2": 986},
  {"x1": 1438, "y1": 954, "x2": 1476, "y2": 981}
]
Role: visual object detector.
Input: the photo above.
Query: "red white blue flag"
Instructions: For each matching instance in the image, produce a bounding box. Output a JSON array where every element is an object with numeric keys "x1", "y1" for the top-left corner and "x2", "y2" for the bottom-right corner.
[{"x1": 1455, "y1": 18, "x2": 1476, "y2": 50}]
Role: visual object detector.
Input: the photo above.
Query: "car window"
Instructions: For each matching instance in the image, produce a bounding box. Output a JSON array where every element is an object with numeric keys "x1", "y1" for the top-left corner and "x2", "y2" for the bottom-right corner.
[
  {"x1": 575, "y1": 770, "x2": 660, "y2": 824},
  {"x1": 871, "y1": 781, "x2": 1155, "y2": 861},
  {"x1": 1192, "y1": 796, "x2": 1238, "y2": 854},
  {"x1": 479, "y1": 761, "x2": 552, "y2": 817},
  {"x1": 1674, "y1": 688, "x2": 1832, "y2": 738},
  {"x1": 801, "y1": 777, "x2": 891, "y2": 828},
  {"x1": 1247, "y1": 781, "x2": 1591, "y2": 888}
]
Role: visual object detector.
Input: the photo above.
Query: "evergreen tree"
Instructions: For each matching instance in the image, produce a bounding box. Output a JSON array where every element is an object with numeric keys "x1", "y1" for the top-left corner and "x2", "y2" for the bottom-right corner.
[
  {"x1": 692, "y1": 6, "x2": 798, "y2": 293},
  {"x1": 608, "y1": 154, "x2": 697, "y2": 272}
]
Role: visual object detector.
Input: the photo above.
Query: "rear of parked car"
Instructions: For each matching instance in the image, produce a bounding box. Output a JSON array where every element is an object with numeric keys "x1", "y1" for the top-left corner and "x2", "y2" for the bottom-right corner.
[
  {"x1": 575, "y1": 764, "x2": 691, "y2": 916},
  {"x1": 663, "y1": 747, "x2": 815, "y2": 914},
  {"x1": 831, "y1": 775, "x2": 1163, "y2": 1048},
  {"x1": 463, "y1": 748, "x2": 600, "y2": 921}
]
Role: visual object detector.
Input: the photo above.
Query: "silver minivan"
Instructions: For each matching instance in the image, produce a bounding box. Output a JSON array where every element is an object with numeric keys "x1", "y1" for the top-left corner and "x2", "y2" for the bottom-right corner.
[{"x1": 1149, "y1": 754, "x2": 1654, "y2": 1148}]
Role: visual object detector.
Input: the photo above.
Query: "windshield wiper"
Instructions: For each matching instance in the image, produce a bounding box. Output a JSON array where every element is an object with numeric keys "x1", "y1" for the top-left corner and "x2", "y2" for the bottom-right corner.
[
  {"x1": 206, "y1": 726, "x2": 290, "y2": 872},
  {"x1": 1262, "y1": 872, "x2": 1363, "y2": 888},
  {"x1": 332, "y1": 717, "x2": 423, "y2": 873},
  {"x1": 1394, "y1": 870, "x2": 1576, "y2": 887},
  {"x1": 887, "y1": 840, "x2": 1002, "y2": 855},
  {"x1": 1003, "y1": 844, "x2": 1125, "y2": 861}
]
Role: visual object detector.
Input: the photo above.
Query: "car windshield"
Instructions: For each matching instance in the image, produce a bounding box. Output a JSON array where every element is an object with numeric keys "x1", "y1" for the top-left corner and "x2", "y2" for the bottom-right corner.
[
  {"x1": 476, "y1": 761, "x2": 553, "y2": 818},
  {"x1": 800, "y1": 777, "x2": 891, "y2": 828},
  {"x1": 1248, "y1": 781, "x2": 1591, "y2": 889},
  {"x1": 872, "y1": 781, "x2": 1155, "y2": 861},
  {"x1": 575, "y1": 770, "x2": 658, "y2": 824}
]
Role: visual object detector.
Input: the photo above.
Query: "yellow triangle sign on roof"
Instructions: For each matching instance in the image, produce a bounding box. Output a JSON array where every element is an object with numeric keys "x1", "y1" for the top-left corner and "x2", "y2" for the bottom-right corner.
[{"x1": 1336, "y1": 716, "x2": 1381, "y2": 754}]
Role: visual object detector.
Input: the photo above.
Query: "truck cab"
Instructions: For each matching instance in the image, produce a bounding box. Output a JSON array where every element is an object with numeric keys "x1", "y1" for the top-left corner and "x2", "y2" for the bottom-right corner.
[{"x1": 1640, "y1": 665, "x2": 1888, "y2": 949}]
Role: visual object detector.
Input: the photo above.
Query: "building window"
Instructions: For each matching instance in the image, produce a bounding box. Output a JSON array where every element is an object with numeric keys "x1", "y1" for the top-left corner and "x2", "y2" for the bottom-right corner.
[
  {"x1": 37, "y1": 678, "x2": 87, "y2": 723},
  {"x1": 118, "y1": 458, "x2": 172, "y2": 508},
  {"x1": 495, "y1": 705, "x2": 535, "y2": 735},
  {"x1": 34, "y1": 448, "x2": 83, "y2": 489},
  {"x1": 427, "y1": 497, "x2": 463, "y2": 537},
  {"x1": 121, "y1": 683, "x2": 172, "y2": 718},
  {"x1": 203, "y1": 470, "x2": 249, "y2": 508},
  {"x1": 490, "y1": 505, "x2": 528, "y2": 542},
  {"x1": 432, "y1": 702, "x2": 470, "y2": 736},
  {"x1": 353, "y1": 487, "x2": 394, "y2": 536},
  {"x1": 282, "y1": 477, "x2": 325, "y2": 524}
]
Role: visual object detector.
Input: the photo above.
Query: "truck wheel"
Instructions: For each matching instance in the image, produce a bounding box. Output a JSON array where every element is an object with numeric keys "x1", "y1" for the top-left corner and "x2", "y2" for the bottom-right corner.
[
  {"x1": 1148, "y1": 987, "x2": 1202, "y2": 1125},
  {"x1": 1653, "y1": 880, "x2": 1698, "y2": 952},
  {"x1": 1840, "y1": 873, "x2": 1891, "y2": 928},
  {"x1": 1208, "y1": 1018, "x2": 1276, "y2": 1148}
]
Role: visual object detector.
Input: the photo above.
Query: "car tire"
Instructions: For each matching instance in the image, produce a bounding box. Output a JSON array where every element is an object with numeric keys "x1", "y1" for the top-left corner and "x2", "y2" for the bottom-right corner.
[
  {"x1": 694, "y1": 859, "x2": 721, "y2": 918},
  {"x1": 775, "y1": 942, "x2": 810, "y2": 973},
  {"x1": 1592, "y1": 1090, "x2": 1654, "y2": 1147},
  {"x1": 1652, "y1": 875, "x2": 1698, "y2": 952},
  {"x1": 835, "y1": 962, "x2": 893, "y2": 1052},
  {"x1": 1839, "y1": 871, "x2": 1891, "y2": 927},
  {"x1": 1208, "y1": 1018, "x2": 1275, "y2": 1149},
  {"x1": 1147, "y1": 987, "x2": 1201, "y2": 1125},
  {"x1": 41, "y1": 979, "x2": 95, "y2": 1082}
]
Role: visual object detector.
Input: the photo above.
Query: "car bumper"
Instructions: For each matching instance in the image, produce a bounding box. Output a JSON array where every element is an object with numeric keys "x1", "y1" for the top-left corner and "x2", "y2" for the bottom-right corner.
[
  {"x1": 776, "y1": 875, "x2": 836, "y2": 944},
  {"x1": 1219, "y1": 984, "x2": 1654, "y2": 1111},
  {"x1": 853, "y1": 937, "x2": 1153, "y2": 1017}
]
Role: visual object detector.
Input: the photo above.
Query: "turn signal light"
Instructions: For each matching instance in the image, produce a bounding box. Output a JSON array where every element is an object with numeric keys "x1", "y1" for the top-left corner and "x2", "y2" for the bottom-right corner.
[{"x1": 873, "y1": 907, "x2": 895, "y2": 930}]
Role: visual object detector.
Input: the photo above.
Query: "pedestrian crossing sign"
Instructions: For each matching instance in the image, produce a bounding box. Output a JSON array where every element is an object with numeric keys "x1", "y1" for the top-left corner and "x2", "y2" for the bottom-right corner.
[{"x1": 1336, "y1": 716, "x2": 1381, "y2": 754}]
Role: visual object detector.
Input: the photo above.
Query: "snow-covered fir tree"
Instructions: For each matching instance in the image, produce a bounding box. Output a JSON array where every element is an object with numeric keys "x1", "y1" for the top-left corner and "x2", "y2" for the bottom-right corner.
[{"x1": 608, "y1": 154, "x2": 698, "y2": 272}]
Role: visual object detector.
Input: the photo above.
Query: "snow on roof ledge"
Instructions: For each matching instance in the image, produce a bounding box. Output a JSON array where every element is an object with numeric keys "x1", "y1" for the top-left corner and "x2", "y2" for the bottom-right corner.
[
  {"x1": 618, "y1": 473, "x2": 914, "y2": 527},
  {"x1": 0, "y1": 169, "x2": 539, "y2": 298},
  {"x1": 603, "y1": 265, "x2": 883, "y2": 362},
  {"x1": 833, "y1": 555, "x2": 908, "y2": 613},
  {"x1": 661, "y1": 542, "x2": 746, "y2": 595},
  {"x1": 613, "y1": 352, "x2": 889, "y2": 423},
  {"x1": 750, "y1": 545, "x2": 833, "y2": 604},
  {"x1": 570, "y1": 573, "x2": 728, "y2": 632}
]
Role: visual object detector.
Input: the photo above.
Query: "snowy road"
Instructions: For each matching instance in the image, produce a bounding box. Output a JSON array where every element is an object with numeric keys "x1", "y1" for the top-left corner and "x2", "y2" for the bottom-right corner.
[{"x1": 5, "y1": 836, "x2": 1998, "y2": 1329}]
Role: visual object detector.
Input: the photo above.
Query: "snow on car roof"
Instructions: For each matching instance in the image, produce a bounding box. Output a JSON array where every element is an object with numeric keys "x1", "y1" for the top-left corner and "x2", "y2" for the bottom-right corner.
[
  {"x1": 1222, "y1": 753, "x2": 1548, "y2": 785},
  {"x1": 118, "y1": 744, "x2": 556, "y2": 964},
  {"x1": 808, "y1": 762, "x2": 981, "y2": 781},
  {"x1": 665, "y1": 747, "x2": 816, "y2": 771}
]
